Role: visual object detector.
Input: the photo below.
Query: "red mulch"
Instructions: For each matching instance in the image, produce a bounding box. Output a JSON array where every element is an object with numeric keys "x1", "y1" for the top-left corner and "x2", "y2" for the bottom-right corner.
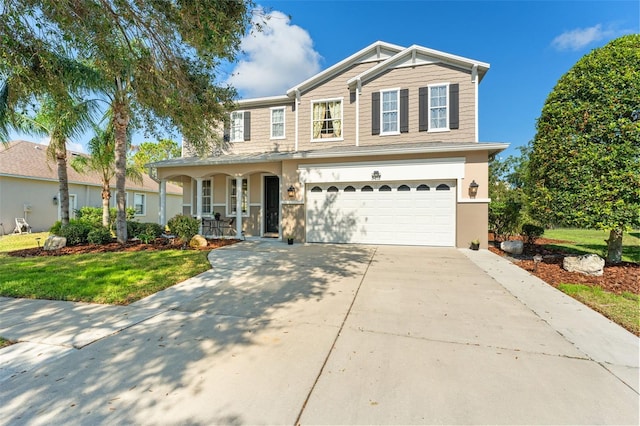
[
  {"x1": 489, "y1": 238, "x2": 639, "y2": 295},
  {"x1": 7, "y1": 238, "x2": 241, "y2": 257}
]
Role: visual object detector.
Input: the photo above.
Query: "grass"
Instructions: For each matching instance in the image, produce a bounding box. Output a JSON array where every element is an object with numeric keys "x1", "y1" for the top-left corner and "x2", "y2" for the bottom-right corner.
[
  {"x1": 0, "y1": 237, "x2": 212, "y2": 304},
  {"x1": 0, "y1": 337, "x2": 12, "y2": 348},
  {"x1": 543, "y1": 228, "x2": 640, "y2": 263},
  {"x1": 557, "y1": 284, "x2": 639, "y2": 336},
  {"x1": 0, "y1": 232, "x2": 50, "y2": 252}
]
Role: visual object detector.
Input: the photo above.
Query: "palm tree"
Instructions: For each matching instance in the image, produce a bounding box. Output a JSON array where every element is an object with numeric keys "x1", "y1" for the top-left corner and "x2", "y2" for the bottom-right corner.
[
  {"x1": 9, "y1": 95, "x2": 96, "y2": 226},
  {"x1": 71, "y1": 117, "x2": 142, "y2": 228}
]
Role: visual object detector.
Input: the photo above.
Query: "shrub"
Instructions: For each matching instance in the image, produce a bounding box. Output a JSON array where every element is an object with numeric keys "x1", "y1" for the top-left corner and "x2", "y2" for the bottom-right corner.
[
  {"x1": 489, "y1": 199, "x2": 522, "y2": 242},
  {"x1": 127, "y1": 222, "x2": 164, "y2": 240},
  {"x1": 87, "y1": 226, "x2": 113, "y2": 244},
  {"x1": 50, "y1": 221, "x2": 63, "y2": 236},
  {"x1": 59, "y1": 220, "x2": 93, "y2": 245},
  {"x1": 77, "y1": 206, "x2": 136, "y2": 230},
  {"x1": 167, "y1": 214, "x2": 199, "y2": 241},
  {"x1": 521, "y1": 223, "x2": 544, "y2": 245}
]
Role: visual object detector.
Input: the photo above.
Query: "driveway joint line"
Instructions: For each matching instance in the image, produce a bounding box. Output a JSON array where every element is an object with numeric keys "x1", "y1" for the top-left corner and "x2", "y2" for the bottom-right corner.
[{"x1": 293, "y1": 246, "x2": 378, "y2": 425}]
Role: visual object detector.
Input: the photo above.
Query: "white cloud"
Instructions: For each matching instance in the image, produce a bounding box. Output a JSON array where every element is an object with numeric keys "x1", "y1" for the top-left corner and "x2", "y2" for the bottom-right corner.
[
  {"x1": 227, "y1": 10, "x2": 322, "y2": 98},
  {"x1": 551, "y1": 24, "x2": 615, "y2": 51}
]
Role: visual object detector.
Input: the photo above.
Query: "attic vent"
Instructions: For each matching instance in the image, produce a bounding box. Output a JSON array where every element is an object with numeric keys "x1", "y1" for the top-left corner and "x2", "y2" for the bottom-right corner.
[{"x1": 34, "y1": 145, "x2": 41, "y2": 150}]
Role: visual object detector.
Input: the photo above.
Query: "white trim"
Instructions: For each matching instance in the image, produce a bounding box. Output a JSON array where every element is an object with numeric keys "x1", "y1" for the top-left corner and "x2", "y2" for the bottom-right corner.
[
  {"x1": 298, "y1": 158, "x2": 465, "y2": 184},
  {"x1": 226, "y1": 176, "x2": 250, "y2": 217},
  {"x1": 270, "y1": 106, "x2": 286, "y2": 140},
  {"x1": 427, "y1": 83, "x2": 450, "y2": 132},
  {"x1": 310, "y1": 97, "x2": 345, "y2": 142},
  {"x1": 294, "y1": 90, "x2": 300, "y2": 151},
  {"x1": 230, "y1": 111, "x2": 246, "y2": 143},
  {"x1": 133, "y1": 192, "x2": 146, "y2": 216},
  {"x1": 355, "y1": 78, "x2": 361, "y2": 147},
  {"x1": 380, "y1": 88, "x2": 401, "y2": 136},
  {"x1": 236, "y1": 94, "x2": 290, "y2": 108},
  {"x1": 473, "y1": 64, "x2": 479, "y2": 142}
]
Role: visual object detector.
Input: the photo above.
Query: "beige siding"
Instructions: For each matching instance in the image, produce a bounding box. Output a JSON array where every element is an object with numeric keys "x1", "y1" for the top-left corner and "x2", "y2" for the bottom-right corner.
[
  {"x1": 297, "y1": 62, "x2": 378, "y2": 151},
  {"x1": 359, "y1": 63, "x2": 476, "y2": 145},
  {"x1": 227, "y1": 103, "x2": 296, "y2": 155}
]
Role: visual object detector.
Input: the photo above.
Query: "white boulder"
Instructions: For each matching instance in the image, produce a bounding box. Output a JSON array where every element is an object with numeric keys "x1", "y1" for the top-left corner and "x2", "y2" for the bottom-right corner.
[
  {"x1": 43, "y1": 236, "x2": 67, "y2": 251},
  {"x1": 500, "y1": 240, "x2": 523, "y2": 255},
  {"x1": 563, "y1": 254, "x2": 605, "y2": 276},
  {"x1": 189, "y1": 234, "x2": 208, "y2": 248}
]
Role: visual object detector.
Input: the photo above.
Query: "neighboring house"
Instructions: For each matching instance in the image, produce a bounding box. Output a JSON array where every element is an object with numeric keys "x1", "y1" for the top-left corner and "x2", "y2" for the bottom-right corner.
[
  {"x1": 0, "y1": 140, "x2": 183, "y2": 233},
  {"x1": 150, "y1": 41, "x2": 508, "y2": 248}
]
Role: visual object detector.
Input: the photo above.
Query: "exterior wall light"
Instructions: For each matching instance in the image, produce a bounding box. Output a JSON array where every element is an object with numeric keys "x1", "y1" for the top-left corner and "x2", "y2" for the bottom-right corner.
[
  {"x1": 371, "y1": 170, "x2": 381, "y2": 180},
  {"x1": 287, "y1": 186, "x2": 296, "y2": 198},
  {"x1": 468, "y1": 180, "x2": 479, "y2": 199},
  {"x1": 53, "y1": 196, "x2": 58, "y2": 205}
]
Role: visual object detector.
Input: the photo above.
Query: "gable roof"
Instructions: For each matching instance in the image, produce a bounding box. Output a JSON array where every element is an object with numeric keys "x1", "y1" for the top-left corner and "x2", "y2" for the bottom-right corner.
[
  {"x1": 347, "y1": 44, "x2": 490, "y2": 89},
  {"x1": 0, "y1": 140, "x2": 182, "y2": 194},
  {"x1": 285, "y1": 40, "x2": 405, "y2": 97}
]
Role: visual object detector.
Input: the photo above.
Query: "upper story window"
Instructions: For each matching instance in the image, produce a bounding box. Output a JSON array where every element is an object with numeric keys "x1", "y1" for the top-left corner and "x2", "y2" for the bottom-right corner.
[
  {"x1": 271, "y1": 107, "x2": 285, "y2": 139},
  {"x1": 228, "y1": 111, "x2": 251, "y2": 142},
  {"x1": 312, "y1": 99, "x2": 342, "y2": 141},
  {"x1": 381, "y1": 89, "x2": 399, "y2": 134},
  {"x1": 429, "y1": 84, "x2": 449, "y2": 131}
]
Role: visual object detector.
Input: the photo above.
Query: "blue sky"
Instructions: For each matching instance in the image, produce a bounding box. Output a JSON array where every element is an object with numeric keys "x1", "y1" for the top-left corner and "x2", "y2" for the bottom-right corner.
[
  {"x1": 226, "y1": 0, "x2": 639, "y2": 158},
  {"x1": 13, "y1": 1, "x2": 639, "y2": 159}
]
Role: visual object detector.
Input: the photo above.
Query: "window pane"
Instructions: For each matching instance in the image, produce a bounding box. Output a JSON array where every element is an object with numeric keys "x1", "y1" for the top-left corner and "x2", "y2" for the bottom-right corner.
[
  {"x1": 344, "y1": 185, "x2": 356, "y2": 192},
  {"x1": 381, "y1": 90, "x2": 398, "y2": 133},
  {"x1": 436, "y1": 184, "x2": 450, "y2": 191},
  {"x1": 231, "y1": 112, "x2": 244, "y2": 142},
  {"x1": 312, "y1": 100, "x2": 342, "y2": 139},
  {"x1": 379, "y1": 185, "x2": 391, "y2": 191},
  {"x1": 398, "y1": 185, "x2": 410, "y2": 191}
]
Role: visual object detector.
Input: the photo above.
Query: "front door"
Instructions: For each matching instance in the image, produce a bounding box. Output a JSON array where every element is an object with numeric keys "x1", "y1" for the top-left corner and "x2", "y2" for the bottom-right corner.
[{"x1": 264, "y1": 176, "x2": 279, "y2": 234}]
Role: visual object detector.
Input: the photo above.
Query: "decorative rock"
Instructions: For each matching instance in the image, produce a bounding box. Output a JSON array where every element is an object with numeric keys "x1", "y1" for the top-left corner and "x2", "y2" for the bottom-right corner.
[
  {"x1": 563, "y1": 254, "x2": 605, "y2": 276},
  {"x1": 500, "y1": 240, "x2": 523, "y2": 255},
  {"x1": 43, "y1": 236, "x2": 67, "y2": 251},
  {"x1": 189, "y1": 234, "x2": 208, "y2": 248}
]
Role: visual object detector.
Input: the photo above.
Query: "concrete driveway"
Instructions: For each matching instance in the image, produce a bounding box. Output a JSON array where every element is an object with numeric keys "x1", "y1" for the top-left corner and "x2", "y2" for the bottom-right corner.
[{"x1": 0, "y1": 242, "x2": 638, "y2": 425}]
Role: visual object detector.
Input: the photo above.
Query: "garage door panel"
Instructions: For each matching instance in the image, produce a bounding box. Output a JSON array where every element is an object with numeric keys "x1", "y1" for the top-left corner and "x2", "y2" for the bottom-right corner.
[{"x1": 306, "y1": 181, "x2": 455, "y2": 246}]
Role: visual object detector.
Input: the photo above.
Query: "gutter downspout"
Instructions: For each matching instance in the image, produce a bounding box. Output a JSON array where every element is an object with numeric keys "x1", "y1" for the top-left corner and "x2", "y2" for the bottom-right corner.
[
  {"x1": 294, "y1": 89, "x2": 301, "y2": 152},
  {"x1": 472, "y1": 64, "x2": 479, "y2": 142},
  {"x1": 355, "y1": 78, "x2": 362, "y2": 147}
]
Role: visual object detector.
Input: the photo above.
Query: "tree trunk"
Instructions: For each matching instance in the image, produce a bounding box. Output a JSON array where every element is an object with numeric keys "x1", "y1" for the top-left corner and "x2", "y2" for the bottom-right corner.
[
  {"x1": 113, "y1": 100, "x2": 129, "y2": 244},
  {"x1": 55, "y1": 142, "x2": 70, "y2": 226},
  {"x1": 101, "y1": 182, "x2": 111, "y2": 228},
  {"x1": 606, "y1": 228, "x2": 623, "y2": 264}
]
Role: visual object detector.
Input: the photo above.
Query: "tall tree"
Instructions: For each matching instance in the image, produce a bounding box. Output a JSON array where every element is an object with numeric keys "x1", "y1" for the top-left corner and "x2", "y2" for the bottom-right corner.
[
  {"x1": 129, "y1": 138, "x2": 181, "y2": 175},
  {"x1": 71, "y1": 118, "x2": 142, "y2": 227},
  {"x1": 526, "y1": 35, "x2": 640, "y2": 262},
  {"x1": 1, "y1": 1, "x2": 254, "y2": 243}
]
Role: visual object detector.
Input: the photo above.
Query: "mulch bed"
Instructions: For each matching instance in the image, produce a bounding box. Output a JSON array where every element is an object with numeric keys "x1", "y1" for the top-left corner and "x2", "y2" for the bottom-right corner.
[
  {"x1": 489, "y1": 237, "x2": 639, "y2": 295},
  {"x1": 7, "y1": 238, "x2": 241, "y2": 257}
]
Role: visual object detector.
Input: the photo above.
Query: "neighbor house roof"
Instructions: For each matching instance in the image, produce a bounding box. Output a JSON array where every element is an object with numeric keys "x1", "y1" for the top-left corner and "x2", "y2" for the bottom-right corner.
[{"x1": 1, "y1": 140, "x2": 182, "y2": 194}]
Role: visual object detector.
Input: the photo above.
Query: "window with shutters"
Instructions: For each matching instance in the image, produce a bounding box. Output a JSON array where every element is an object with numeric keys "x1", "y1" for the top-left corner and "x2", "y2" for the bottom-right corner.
[
  {"x1": 311, "y1": 99, "x2": 343, "y2": 141},
  {"x1": 381, "y1": 89, "x2": 399, "y2": 135},
  {"x1": 230, "y1": 111, "x2": 245, "y2": 142},
  {"x1": 429, "y1": 84, "x2": 449, "y2": 131}
]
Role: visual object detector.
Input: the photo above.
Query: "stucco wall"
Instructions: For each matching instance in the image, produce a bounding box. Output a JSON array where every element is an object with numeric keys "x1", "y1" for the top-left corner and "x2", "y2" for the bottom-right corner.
[
  {"x1": 0, "y1": 176, "x2": 182, "y2": 233},
  {"x1": 456, "y1": 202, "x2": 489, "y2": 248}
]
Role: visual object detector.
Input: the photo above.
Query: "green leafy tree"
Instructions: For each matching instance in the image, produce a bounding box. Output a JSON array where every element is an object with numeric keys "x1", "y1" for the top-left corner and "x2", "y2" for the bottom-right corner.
[
  {"x1": 527, "y1": 35, "x2": 640, "y2": 262},
  {"x1": 1, "y1": 1, "x2": 255, "y2": 243},
  {"x1": 129, "y1": 139, "x2": 181, "y2": 175},
  {"x1": 71, "y1": 118, "x2": 142, "y2": 227}
]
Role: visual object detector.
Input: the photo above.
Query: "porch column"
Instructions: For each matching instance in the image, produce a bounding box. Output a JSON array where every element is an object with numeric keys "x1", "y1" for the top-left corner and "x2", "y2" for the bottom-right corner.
[
  {"x1": 159, "y1": 179, "x2": 167, "y2": 226},
  {"x1": 235, "y1": 176, "x2": 243, "y2": 237},
  {"x1": 195, "y1": 177, "x2": 203, "y2": 234}
]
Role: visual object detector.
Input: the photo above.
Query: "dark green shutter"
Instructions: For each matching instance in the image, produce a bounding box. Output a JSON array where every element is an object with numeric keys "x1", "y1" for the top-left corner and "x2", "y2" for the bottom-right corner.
[
  {"x1": 419, "y1": 87, "x2": 429, "y2": 132},
  {"x1": 371, "y1": 92, "x2": 380, "y2": 135},
  {"x1": 243, "y1": 111, "x2": 251, "y2": 140},
  {"x1": 449, "y1": 84, "x2": 459, "y2": 130},
  {"x1": 400, "y1": 89, "x2": 409, "y2": 133}
]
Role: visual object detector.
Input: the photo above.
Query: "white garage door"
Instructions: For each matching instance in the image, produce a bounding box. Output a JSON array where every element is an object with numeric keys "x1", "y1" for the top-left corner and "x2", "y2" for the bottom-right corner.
[{"x1": 306, "y1": 181, "x2": 456, "y2": 246}]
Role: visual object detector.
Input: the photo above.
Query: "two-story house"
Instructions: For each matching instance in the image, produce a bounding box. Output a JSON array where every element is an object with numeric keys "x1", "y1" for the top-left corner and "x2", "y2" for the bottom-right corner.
[{"x1": 149, "y1": 41, "x2": 508, "y2": 248}]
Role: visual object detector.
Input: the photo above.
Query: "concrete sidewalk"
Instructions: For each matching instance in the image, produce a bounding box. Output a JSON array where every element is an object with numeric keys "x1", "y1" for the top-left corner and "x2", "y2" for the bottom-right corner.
[{"x1": 0, "y1": 242, "x2": 638, "y2": 425}]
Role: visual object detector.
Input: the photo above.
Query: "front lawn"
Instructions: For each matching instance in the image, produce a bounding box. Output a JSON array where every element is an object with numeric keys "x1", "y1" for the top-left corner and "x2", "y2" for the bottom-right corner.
[
  {"x1": 0, "y1": 337, "x2": 12, "y2": 348},
  {"x1": 0, "y1": 232, "x2": 50, "y2": 252},
  {"x1": 558, "y1": 284, "x2": 639, "y2": 336},
  {"x1": 543, "y1": 228, "x2": 639, "y2": 263},
  {"x1": 0, "y1": 250, "x2": 211, "y2": 305}
]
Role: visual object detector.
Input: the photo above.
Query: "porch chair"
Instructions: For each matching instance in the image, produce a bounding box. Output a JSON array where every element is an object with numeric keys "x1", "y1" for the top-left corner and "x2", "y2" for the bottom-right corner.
[{"x1": 14, "y1": 218, "x2": 31, "y2": 234}]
